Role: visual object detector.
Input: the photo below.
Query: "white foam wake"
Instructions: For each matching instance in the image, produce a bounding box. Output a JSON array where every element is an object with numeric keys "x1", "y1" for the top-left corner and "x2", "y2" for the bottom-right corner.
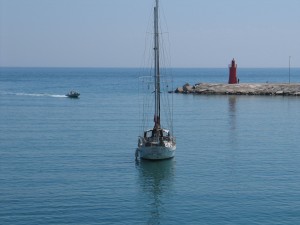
[{"x1": 5, "y1": 92, "x2": 67, "y2": 98}]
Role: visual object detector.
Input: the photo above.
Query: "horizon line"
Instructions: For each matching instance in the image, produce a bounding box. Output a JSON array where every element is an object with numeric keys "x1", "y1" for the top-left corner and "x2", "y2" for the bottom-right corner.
[{"x1": 1, "y1": 66, "x2": 300, "y2": 69}]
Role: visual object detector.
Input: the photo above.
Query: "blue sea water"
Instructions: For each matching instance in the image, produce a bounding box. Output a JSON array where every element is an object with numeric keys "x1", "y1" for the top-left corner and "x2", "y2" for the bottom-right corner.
[{"x1": 1, "y1": 67, "x2": 300, "y2": 225}]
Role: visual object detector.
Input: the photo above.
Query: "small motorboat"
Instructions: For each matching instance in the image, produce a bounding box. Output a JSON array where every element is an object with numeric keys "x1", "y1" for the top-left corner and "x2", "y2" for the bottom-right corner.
[{"x1": 66, "y1": 91, "x2": 80, "y2": 98}]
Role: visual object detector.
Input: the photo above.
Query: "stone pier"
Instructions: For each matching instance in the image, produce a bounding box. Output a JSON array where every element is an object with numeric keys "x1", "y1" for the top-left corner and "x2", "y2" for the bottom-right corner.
[{"x1": 175, "y1": 83, "x2": 300, "y2": 96}]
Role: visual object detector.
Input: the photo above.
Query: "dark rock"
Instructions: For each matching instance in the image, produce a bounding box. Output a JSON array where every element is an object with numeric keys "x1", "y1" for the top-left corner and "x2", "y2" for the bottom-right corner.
[
  {"x1": 175, "y1": 87, "x2": 183, "y2": 93},
  {"x1": 182, "y1": 83, "x2": 194, "y2": 93}
]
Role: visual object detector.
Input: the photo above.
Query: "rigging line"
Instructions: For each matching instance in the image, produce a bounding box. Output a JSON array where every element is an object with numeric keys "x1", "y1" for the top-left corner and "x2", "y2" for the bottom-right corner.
[
  {"x1": 159, "y1": 1, "x2": 174, "y2": 135},
  {"x1": 143, "y1": 82, "x2": 155, "y2": 129},
  {"x1": 140, "y1": 1, "x2": 156, "y2": 71},
  {"x1": 157, "y1": 0, "x2": 172, "y2": 68},
  {"x1": 159, "y1": 79, "x2": 173, "y2": 131},
  {"x1": 138, "y1": 76, "x2": 142, "y2": 133},
  {"x1": 159, "y1": 0, "x2": 170, "y2": 35},
  {"x1": 141, "y1": 34, "x2": 154, "y2": 72},
  {"x1": 160, "y1": 34, "x2": 172, "y2": 70},
  {"x1": 157, "y1": 25, "x2": 173, "y2": 131},
  {"x1": 139, "y1": 75, "x2": 155, "y2": 131},
  {"x1": 162, "y1": 87, "x2": 172, "y2": 128},
  {"x1": 139, "y1": 78, "x2": 147, "y2": 133}
]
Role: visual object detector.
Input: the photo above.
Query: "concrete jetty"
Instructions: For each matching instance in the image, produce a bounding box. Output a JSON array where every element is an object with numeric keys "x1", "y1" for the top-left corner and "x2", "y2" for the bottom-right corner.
[{"x1": 175, "y1": 83, "x2": 300, "y2": 96}]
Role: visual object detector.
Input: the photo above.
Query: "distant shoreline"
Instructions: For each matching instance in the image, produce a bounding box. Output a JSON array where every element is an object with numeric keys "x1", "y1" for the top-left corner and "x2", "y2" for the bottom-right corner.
[{"x1": 175, "y1": 83, "x2": 300, "y2": 96}]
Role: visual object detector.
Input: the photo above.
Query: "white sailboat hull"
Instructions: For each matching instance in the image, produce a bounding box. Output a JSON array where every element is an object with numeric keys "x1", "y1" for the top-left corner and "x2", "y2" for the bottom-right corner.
[{"x1": 137, "y1": 145, "x2": 176, "y2": 160}]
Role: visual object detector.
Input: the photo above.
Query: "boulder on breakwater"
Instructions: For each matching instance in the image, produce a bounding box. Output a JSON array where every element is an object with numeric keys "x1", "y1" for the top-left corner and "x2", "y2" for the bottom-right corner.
[{"x1": 175, "y1": 83, "x2": 300, "y2": 96}]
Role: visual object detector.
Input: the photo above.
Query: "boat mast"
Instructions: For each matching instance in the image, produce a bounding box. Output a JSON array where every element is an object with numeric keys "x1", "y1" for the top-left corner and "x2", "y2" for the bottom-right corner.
[{"x1": 154, "y1": 0, "x2": 161, "y2": 129}]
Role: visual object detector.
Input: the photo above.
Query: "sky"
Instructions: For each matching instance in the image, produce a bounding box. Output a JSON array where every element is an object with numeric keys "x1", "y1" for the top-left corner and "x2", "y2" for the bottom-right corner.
[{"x1": 0, "y1": 0, "x2": 299, "y2": 68}]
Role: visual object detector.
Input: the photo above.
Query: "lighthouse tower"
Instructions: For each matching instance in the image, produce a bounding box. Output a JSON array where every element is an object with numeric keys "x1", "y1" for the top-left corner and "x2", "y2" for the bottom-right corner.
[{"x1": 228, "y1": 58, "x2": 238, "y2": 84}]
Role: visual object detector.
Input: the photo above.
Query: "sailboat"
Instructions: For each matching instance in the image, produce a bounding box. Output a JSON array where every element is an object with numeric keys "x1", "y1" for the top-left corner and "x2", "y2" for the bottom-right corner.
[{"x1": 136, "y1": 0, "x2": 176, "y2": 160}]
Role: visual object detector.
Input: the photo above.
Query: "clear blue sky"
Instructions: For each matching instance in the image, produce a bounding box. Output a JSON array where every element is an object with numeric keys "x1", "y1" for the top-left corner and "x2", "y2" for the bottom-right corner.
[{"x1": 0, "y1": 0, "x2": 299, "y2": 68}]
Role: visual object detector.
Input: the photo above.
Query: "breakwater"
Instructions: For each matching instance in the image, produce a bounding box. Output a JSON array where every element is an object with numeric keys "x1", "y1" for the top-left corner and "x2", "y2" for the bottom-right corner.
[{"x1": 175, "y1": 83, "x2": 300, "y2": 96}]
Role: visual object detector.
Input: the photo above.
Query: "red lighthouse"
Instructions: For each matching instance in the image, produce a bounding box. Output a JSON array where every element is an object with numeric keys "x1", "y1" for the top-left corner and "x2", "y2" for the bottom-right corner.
[{"x1": 228, "y1": 58, "x2": 238, "y2": 84}]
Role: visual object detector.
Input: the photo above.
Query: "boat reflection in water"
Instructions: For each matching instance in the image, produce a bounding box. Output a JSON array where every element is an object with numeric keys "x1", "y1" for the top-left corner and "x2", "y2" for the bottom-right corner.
[{"x1": 136, "y1": 159, "x2": 175, "y2": 224}]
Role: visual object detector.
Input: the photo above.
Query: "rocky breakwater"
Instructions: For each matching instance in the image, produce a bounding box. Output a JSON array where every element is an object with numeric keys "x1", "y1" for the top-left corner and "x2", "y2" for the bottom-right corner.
[{"x1": 175, "y1": 83, "x2": 300, "y2": 96}]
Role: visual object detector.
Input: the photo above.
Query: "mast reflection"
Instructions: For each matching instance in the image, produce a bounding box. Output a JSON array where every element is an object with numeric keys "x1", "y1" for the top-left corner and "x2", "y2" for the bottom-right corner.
[{"x1": 136, "y1": 159, "x2": 175, "y2": 225}]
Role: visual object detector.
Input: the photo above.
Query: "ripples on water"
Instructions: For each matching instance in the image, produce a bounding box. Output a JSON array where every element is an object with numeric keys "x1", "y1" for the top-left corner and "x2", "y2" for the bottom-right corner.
[{"x1": 0, "y1": 68, "x2": 300, "y2": 224}]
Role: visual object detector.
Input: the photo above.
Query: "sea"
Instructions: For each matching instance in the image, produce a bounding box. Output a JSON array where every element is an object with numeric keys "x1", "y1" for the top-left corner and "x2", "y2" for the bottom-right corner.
[{"x1": 1, "y1": 67, "x2": 300, "y2": 225}]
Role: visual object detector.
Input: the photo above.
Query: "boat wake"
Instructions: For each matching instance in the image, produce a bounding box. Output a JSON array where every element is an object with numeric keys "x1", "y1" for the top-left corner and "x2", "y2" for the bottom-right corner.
[
  {"x1": 16, "y1": 93, "x2": 67, "y2": 98},
  {"x1": 2, "y1": 92, "x2": 67, "y2": 98}
]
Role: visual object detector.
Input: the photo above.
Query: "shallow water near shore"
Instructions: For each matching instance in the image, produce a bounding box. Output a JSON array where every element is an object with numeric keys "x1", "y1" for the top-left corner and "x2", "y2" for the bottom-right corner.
[{"x1": 1, "y1": 67, "x2": 300, "y2": 224}]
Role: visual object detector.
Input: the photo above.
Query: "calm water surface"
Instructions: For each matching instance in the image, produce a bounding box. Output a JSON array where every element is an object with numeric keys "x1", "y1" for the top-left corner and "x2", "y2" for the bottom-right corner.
[{"x1": 1, "y1": 68, "x2": 300, "y2": 224}]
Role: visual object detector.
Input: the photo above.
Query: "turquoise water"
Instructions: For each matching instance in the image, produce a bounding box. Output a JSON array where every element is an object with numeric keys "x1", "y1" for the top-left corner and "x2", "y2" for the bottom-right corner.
[{"x1": 1, "y1": 67, "x2": 300, "y2": 224}]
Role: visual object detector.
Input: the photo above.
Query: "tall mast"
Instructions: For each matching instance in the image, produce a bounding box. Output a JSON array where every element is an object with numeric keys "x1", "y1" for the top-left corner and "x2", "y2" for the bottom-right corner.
[{"x1": 154, "y1": 0, "x2": 161, "y2": 129}]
